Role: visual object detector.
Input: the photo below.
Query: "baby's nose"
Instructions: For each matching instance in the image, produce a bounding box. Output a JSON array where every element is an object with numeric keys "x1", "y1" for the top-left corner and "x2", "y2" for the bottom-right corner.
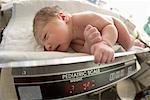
[{"x1": 44, "y1": 44, "x2": 52, "y2": 51}]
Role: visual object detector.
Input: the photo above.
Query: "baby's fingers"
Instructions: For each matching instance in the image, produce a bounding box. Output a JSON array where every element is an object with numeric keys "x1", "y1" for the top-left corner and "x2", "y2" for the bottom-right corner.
[
  {"x1": 91, "y1": 36, "x2": 102, "y2": 44},
  {"x1": 89, "y1": 31, "x2": 101, "y2": 39},
  {"x1": 106, "y1": 51, "x2": 115, "y2": 63},
  {"x1": 94, "y1": 51, "x2": 102, "y2": 64},
  {"x1": 84, "y1": 25, "x2": 98, "y2": 36},
  {"x1": 101, "y1": 51, "x2": 109, "y2": 63},
  {"x1": 85, "y1": 24, "x2": 93, "y2": 31}
]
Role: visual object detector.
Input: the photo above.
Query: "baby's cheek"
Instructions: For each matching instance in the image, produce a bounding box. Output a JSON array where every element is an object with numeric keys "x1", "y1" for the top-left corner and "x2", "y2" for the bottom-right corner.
[
  {"x1": 57, "y1": 36, "x2": 65, "y2": 43},
  {"x1": 62, "y1": 34, "x2": 70, "y2": 42},
  {"x1": 57, "y1": 45, "x2": 68, "y2": 51}
]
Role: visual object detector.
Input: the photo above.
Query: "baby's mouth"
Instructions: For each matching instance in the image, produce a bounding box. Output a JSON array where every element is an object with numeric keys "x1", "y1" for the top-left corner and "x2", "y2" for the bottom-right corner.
[
  {"x1": 55, "y1": 44, "x2": 60, "y2": 50},
  {"x1": 55, "y1": 44, "x2": 69, "y2": 52},
  {"x1": 44, "y1": 46, "x2": 47, "y2": 51}
]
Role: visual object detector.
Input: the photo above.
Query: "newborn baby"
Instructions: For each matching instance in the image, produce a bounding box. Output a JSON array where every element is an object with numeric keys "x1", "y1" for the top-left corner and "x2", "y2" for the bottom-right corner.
[{"x1": 33, "y1": 5, "x2": 135, "y2": 63}]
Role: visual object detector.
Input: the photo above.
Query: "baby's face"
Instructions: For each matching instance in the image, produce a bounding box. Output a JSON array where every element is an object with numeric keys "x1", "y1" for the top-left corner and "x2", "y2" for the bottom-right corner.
[{"x1": 38, "y1": 20, "x2": 71, "y2": 51}]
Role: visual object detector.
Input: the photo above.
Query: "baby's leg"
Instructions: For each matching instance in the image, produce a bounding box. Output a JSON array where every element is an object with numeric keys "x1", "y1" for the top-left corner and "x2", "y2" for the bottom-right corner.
[{"x1": 113, "y1": 17, "x2": 135, "y2": 50}]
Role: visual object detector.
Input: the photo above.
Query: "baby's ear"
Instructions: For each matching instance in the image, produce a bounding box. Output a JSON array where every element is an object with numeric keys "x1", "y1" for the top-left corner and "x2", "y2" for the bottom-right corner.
[
  {"x1": 57, "y1": 11, "x2": 69, "y2": 22},
  {"x1": 57, "y1": 10, "x2": 65, "y2": 20}
]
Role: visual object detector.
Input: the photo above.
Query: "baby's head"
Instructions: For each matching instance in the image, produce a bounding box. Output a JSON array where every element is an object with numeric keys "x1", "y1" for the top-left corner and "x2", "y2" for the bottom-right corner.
[{"x1": 33, "y1": 5, "x2": 72, "y2": 51}]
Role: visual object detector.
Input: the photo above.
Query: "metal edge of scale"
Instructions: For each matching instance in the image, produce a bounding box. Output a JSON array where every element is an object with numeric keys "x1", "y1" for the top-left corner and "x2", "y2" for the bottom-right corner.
[
  {"x1": 11, "y1": 47, "x2": 150, "y2": 78},
  {"x1": 0, "y1": 48, "x2": 149, "y2": 68},
  {"x1": 13, "y1": 55, "x2": 137, "y2": 86},
  {"x1": 12, "y1": 54, "x2": 136, "y2": 78}
]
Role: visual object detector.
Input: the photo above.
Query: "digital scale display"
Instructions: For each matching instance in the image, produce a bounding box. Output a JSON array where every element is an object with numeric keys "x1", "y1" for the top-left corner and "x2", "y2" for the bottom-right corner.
[
  {"x1": 64, "y1": 79, "x2": 96, "y2": 94},
  {"x1": 15, "y1": 61, "x2": 136, "y2": 100}
]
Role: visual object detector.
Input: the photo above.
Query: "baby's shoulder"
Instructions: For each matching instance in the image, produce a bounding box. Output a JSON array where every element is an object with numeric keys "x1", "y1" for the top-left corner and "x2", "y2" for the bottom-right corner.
[
  {"x1": 78, "y1": 11, "x2": 113, "y2": 20},
  {"x1": 73, "y1": 11, "x2": 97, "y2": 17}
]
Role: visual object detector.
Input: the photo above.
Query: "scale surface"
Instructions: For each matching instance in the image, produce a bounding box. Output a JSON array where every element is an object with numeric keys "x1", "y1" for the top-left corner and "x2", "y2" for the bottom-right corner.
[{"x1": 1, "y1": 48, "x2": 150, "y2": 100}]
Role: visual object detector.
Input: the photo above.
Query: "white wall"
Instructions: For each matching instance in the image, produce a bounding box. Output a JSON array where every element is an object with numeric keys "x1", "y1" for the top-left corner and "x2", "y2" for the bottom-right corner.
[{"x1": 108, "y1": 0, "x2": 150, "y2": 31}]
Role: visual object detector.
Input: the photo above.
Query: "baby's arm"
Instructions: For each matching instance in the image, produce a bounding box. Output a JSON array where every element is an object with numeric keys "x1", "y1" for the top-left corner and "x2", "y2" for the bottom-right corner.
[
  {"x1": 101, "y1": 23, "x2": 118, "y2": 47},
  {"x1": 112, "y1": 17, "x2": 134, "y2": 50},
  {"x1": 84, "y1": 25, "x2": 102, "y2": 52},
  {"x1": 85, "y1": 18, "x2": 118, "y2": 64},
  {"x1": 83, "y1": 25, "x2": 115, "y2": 63},
  {"x1": 72, "y1": 25, "x2": 102, "y2": 54}
]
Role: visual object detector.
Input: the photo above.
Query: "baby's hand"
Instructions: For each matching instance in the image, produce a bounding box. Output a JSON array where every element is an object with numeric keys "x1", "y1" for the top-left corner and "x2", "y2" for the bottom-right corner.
[
  {"x1": 91, "y1": 41, "x2": 115, "y2": 64},
  {"x1": 84, "y1": 25, "x2": 102, "y2": 48}
]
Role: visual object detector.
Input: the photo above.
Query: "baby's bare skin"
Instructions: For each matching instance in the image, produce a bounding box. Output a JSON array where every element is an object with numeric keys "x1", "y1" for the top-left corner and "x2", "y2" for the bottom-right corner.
[
  {"x1": 69, "y1": 12, "x2": 133, "y2": 63},
  {"x1": 36, "y1": 11, "x2": 134, "y2": 64},
  {"x1": 70, "y1": 12, "x2": 133, "y2": 50}
]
